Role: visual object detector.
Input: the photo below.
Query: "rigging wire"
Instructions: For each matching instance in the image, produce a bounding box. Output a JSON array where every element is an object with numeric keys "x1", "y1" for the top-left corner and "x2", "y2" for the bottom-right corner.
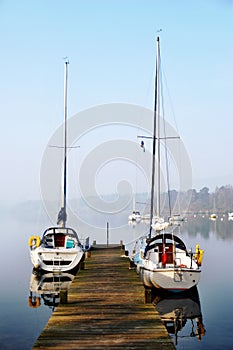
[
  {"x1": 162, "y1": 66, "x2": 183, "y2": 215},
  {"x1": 161, "y1": 66, "x2": 180, "y2": 135},
  {"x1": 159, "y1": 47, "x2": 172, "y2": 219}
]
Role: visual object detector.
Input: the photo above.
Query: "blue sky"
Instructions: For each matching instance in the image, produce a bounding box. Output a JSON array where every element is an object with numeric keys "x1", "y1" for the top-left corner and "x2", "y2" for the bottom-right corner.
[{"x1": 0, "y1": 0, "x2": 232, "y2": 202}]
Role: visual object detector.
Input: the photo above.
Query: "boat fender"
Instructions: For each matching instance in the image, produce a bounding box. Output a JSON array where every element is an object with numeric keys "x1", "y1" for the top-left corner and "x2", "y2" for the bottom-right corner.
[
  {"x1": 28, "y1": 296, "x2": 41, "y2": 308},
  {"x1": 195, "y1": 244, "x2": 200, "y2": 257},
  {"x1": 195, "y1": 244, "x2": 204, "y2": 266},
  {"x1": 197, "y1": 249, "x2": 204, "y2": 266},
  {"x1": 28, "y1": 235, "x2": 40, "y2": 248}
]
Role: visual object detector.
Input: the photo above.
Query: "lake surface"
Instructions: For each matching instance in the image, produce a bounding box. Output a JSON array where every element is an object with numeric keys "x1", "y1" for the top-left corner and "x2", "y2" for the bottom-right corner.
[{"x1": 0, "y1": 203, "x2": 233, "y2": 349}]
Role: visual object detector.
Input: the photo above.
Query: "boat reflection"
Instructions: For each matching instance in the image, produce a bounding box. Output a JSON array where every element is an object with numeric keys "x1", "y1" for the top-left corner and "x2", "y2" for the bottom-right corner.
[
  {"x1": 28, "y1": 268, "x2": 77, "y2": 310},
  {"x1": 152, "y1": 287, "x2": 205, "y2": 346}
]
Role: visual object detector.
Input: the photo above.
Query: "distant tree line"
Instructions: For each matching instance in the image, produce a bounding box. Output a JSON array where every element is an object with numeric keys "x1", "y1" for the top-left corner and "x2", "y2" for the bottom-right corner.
[{"x1": 166, "y1": 184, "x2": 233, "y2": 214}]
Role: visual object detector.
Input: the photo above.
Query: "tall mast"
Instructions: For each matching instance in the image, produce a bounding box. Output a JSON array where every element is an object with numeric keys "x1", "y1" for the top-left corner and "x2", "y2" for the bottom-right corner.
[
  {"x1": 57, "y1": 59, "x2": 69, "y2": 227},
  {"x1": 62, "y1": 59, "x2": 69, "y2": 227},
  {"x1": 156, "y1": 37, "x2": 161, "y2": 218},
  {"x1": 149, "y1": 36, "x2": 160, "y2": 238}
]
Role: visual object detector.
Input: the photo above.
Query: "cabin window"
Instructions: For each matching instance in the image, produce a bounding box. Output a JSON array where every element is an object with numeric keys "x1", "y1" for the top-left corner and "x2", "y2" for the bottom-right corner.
[
  {"x1": 54, "y1": 234, "x2": 66, "y2": 247},
  {"x1": 66, "y1": 239, "x2": 74, "y2": 248}
]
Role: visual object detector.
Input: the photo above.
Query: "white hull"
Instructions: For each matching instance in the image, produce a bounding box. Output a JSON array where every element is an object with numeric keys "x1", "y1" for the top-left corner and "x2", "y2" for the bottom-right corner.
[
  {"x1": 30, "y1": 247, "x2": 84, "y2": 272},
  {"x1": 128, "y1": 211, "x2": 141, "y2": 221},
  {"x1": 141, "y1": 265, "x2": 201, "y2": 291},
  {"x1": 140, "y1": 266, "x2": 153, "y2": 288}
]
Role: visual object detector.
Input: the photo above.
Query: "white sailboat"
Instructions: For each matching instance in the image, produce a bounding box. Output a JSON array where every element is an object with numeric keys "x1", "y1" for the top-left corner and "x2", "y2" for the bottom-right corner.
[
  {"x1": 128, "y1": 194, "x2": 141, "y2": 221},
  {"x1": 128, "y1": 211, "x2": 141, "y2": 221},
  {"x1": 140, "y1": 36, "x2": 204, "y2": 291},
  {"x1": 28, "y1": 60, "x2": 85, "y2": 272},
  {"x1": 210, "y1": 196, "x2": 217, "y2": 220}
]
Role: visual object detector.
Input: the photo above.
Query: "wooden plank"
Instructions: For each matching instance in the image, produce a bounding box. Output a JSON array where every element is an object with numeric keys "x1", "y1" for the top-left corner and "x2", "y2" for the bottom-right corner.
[{"x1": 33, "y1": 246, "x2": 175, "y2": 349}]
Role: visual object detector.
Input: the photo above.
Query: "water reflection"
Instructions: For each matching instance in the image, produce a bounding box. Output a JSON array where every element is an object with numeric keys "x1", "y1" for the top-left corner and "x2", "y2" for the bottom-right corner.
[
  {"x1": 152, "y1": 287, "x2": 205, "y2": 346},
  {"x1": 28, "y1": 269, "x2": 77, "y2": 310},
  {"x1": 182, "y1": 214, "x2": 233, "y2": 240}
]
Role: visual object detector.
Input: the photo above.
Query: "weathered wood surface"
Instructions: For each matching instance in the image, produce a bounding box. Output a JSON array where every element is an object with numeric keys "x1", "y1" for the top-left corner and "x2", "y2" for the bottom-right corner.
[{"x1": 33, "y1": 245, "x2": 175, "y2": 349}]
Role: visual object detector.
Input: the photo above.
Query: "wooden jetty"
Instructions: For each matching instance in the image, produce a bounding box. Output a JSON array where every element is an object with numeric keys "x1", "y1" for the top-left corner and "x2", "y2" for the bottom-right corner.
[{"x1": 33, "y1": 244, "x2": 175, "y2": 349}]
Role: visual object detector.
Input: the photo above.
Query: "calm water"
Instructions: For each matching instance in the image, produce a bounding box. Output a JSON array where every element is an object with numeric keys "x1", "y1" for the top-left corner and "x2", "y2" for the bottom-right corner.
[{"x1": 0, "y1": 203, "x2": 233, "y2": 349}]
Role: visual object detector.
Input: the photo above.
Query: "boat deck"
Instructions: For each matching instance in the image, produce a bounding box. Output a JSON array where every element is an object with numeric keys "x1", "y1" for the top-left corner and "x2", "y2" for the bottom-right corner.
[{"x1": 32, "y1": 245, "x2": 175, "y2": 349}]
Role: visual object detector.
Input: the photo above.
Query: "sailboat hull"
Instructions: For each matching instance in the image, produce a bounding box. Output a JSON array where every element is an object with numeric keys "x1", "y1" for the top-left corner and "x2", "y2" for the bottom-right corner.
[
  {"x1": 141, "y1": 266, "x2": 201, "y2": 291},
  {"x1": 30, "y1": 247, "x2": 84, "y2": 272}
]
